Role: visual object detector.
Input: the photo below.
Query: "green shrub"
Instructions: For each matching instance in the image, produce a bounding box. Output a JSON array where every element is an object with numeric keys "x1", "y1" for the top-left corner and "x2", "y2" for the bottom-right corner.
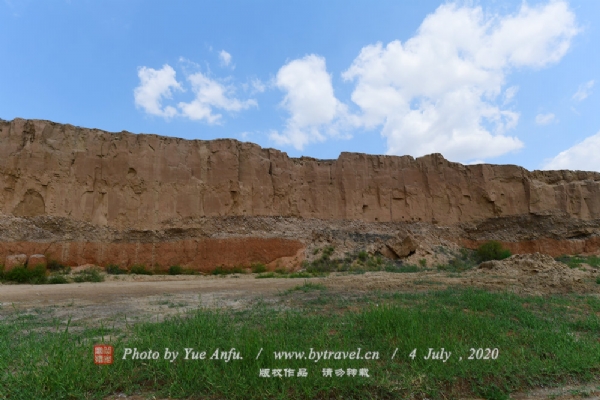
[
  {"x1": 285, "y1": 281, "x2": 327, "y2": 293},
  {"x1": 304, "y1": 259, "x2": 338, "y2": 274},
  {"x1": 183, "y1": 268, "x2": 199, "y2": 275},
  {"x1": 29, "y1": 266, "x2": 48, "y2": 284},
  {"x1": 47, "y1": 259, "x2": 69, "y2": 272},
  {"x1": 321, "y1": 246, "x2": 335, "y2": 260},
  {"x1": 304, "y1": 248, "x2": 392, "y2": 274},
  {"x1": 168, "y1": 265, "x2": 183, "y2": 275},
  {"x1": 34, "y1": 266, "x2": 48, "y2": 283},
  {"x1": 130, "y1": 264, "x2": 153, "y2": 275},
  {"x1": 286, "y1": 271, "x2": 314, "y2": 278},
  {"x1": 3, "y1": 266, "x2": 32, "y2": 283},
  {"x1": 255, "y1": 272, "x2": 276, "y2": 279},
  {"x1": 357, "y1": 251, "x2": 368, "y2": 262},
  {"x1": 476, "y1": 241, "x2": 511, "y2": 262},
  {"x1": 105, "y1": 264, "x2": 128, "y2": 275},
  {"x1": 438, "y1": 248, "x2": 479, "y2": 272},
  {"x1": 596, "y1": 276, "x2": 600, "y2": 285},
  {"x1": 48, "y1": 275, "x2": 68, "y2": 284},
  {"x1": 3, "y1": 265, "x2": 47, "y2": 284},
  {"x1": 251, "y1": 263, "x2": 267, "y2": 273},
  {"x1": 73, "y1": 268, "x2": 104, "y2": 283},
  {"x1": 211, "y1": 266, "x2": 246, "y2": 275}
]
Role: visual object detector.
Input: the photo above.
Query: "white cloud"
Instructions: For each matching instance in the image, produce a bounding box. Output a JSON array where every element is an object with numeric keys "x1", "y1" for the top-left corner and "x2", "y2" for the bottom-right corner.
[
  {"x1": 134, "y1": 62, "x2": 256, "y2": 124},
  {"x1": 241, "y1": 78, "x2": 266, "y2": 94},
  {"x1": 134, "y1": 65, "x2": 182, "y2": 118},
  {"x1": 178, "y1": 72, "x2": 256, "y2": 124},
  {"x1": 542, "y1": 131, "x2": 600, "y2": 171},
  {"x1": 572, "y1": 80, "x2": 595, "y2": 101},
  {"x1": 535, "y1": 112, "x2": 557, "y2": 125},
  {"x1": 270, "y1": 54, "x2": 351, "y2": 149},
  {"x1": 467, "y1": 160, "x2": 486, "y2": 165},
  {"x1": 503, "y1": 86, "x2": 519, "y2": 104},
  {"x1": 251, "y1": 78, "x2": 266, "y2": 93},
  {"x1": 219, "y1": 50, "x2": 232, "y2": 67},
  {"x1": 342, "y1": 1, "x2": 578, "y2": 162}
]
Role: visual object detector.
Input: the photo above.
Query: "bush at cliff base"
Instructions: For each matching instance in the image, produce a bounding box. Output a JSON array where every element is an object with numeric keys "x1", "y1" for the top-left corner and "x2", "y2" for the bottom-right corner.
[
  {"x1": 1, "y1": 265, "x2": 47, "y2": 284},
  {"x1": 476, "y1": 240, "x2": 512, "y2": 262}
]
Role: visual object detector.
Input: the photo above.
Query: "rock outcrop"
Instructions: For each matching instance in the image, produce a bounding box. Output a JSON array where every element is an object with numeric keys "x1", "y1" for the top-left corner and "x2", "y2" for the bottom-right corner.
[
  {"x1": 0, "y1": 118, "x2": 599, "y2": 270},
  {"x1": 4, "y1": 254, "x2": 27, "y2": 271}
]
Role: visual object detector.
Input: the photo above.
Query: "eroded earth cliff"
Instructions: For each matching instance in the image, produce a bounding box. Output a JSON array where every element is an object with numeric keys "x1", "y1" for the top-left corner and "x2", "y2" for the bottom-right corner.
[{"x1": 1, "y1": 118, "x2": 599, "y2": 271}]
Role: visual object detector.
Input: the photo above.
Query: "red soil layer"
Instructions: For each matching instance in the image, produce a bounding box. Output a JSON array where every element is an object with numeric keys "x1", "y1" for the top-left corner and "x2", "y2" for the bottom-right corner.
[
  {"x1": 0, "y1": 238, "x2": 305, "y2": 272},
  {"x1": 461, "y1": 237, "x2": 600, "y2": 257}
]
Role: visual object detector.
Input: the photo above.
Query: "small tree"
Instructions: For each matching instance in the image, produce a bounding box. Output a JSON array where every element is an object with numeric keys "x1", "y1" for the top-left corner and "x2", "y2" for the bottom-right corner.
[{"x1": 476, "y1": 241, "x2": 511, "y2": 262}]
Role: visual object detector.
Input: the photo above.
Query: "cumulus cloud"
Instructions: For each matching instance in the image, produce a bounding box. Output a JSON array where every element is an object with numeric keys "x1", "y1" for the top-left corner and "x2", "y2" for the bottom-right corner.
[
  {"x1": 219, "y1": 50, "x2": 232, "y2": 67},
  {"x1": 572, "y1": 80, "x2": 595, "y2": 101},
  {"x1": 134, "y1": 65, "x2": 182, "y2": 118},
  {"x1": 134, "y1": 62, "x2": 256, "y2": 124},
  {"x1": 535, "y1": 112, "x2": 557, "y2": 125},
  {"x1": 178, "y1": 72, "x2": 256, "y2": 124},
  {"x1": 342, "y1": 1, "x2": 578, "y2": 161},
  {"x1": 270, "y1": 54, "x2": 351, "y2": 149},
  {"x1": 542, "y1": 131, "x2": 600, "y2": 171}
]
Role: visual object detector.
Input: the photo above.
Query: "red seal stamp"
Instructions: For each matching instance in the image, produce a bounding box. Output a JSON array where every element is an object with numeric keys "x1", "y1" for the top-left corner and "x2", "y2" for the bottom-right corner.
[{"x1": 94, "y1": 344, "x2": 114, "y2": 365}]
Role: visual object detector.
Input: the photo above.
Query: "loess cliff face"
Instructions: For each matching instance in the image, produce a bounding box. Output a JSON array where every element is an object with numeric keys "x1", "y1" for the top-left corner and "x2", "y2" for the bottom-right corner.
[
  {"x1": 1, "y1": 118, "x2": 599, "y2": 269},
  {"x1": 2, "y1": 118, "x2": 600, "y2": 228}
]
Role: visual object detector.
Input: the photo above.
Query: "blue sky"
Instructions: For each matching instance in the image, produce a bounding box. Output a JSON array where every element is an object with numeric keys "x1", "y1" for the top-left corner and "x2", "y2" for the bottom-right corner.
[{"x1": 1, "y1": 0, "x2": 599, "y2": 171}]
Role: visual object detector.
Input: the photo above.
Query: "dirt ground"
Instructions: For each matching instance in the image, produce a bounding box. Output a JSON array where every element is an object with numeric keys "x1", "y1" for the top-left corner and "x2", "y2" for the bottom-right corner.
[
  {"x1": 1, "y1": 253, "x2": 599, "y2": 332},
  {"x1": 1, "y1": 254, "x2": 600, "y2": 399}
]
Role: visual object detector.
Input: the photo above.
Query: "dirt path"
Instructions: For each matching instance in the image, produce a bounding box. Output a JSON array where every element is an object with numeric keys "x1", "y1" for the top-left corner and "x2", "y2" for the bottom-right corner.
[
  {"x1": 1, "y1": 266, "x2": 599, "y2": 314},
  {"x1": 0, "y1": 274, "x2": 312, "y2": 327},
  {"x1": 1, "y1": 265, "x2": 598, "y2": 328},
  {"x1": 0, "y1": 274, "x2": 302, "y2": 305}
]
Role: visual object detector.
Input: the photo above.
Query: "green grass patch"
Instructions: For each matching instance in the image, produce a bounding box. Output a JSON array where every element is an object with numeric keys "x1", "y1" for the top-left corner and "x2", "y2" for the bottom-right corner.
[
  {"x1": 1, "y1": 289, "x2": 599, "y2": 399},
  {"x1": 251, "y1": 263, "x2": 267, "y2": 273},
  {"x1": 437, "y1": 248, "x2": 479, "y2": 272},
  {"x1": 105, "y1": 264, "x2": 128, "y2": 275},
  {"x1": 255, "y1": 271, "x2": 325, "y2": 279},
  {"x1": 129, "y1": 264, "x2": 153, "y2": 275},
  {"x1": 412, "y1": 279, "x2": 444, "y2": 285},
  {"x1": 286, "y1": 271, "x2": 322, "y2": 278},
  {"x1": 556, "y1": 255, "x2": 600, "y2": 269},
  {"x1": 283, "y1": 281, "x2": 327, "y2": 294},
  {"x1": 211, "y1": 266, "x2": 247, "y2": 275},
  {"x1": 168, "y1": 265, "x2": 183, "y2": 275},
  {"x1": 47, "y1": 274, "x2": 69, "y2": 284},
  {"x1": 167, "y1": 265, "x2": 200, "y2": 276},
  {"x1": 385, "y1": 263, "x2": 419, "y2": 273},
  {"x1": 255, "y1": 271, "x2": 277, "y2": 279},
  {"x1": 73, "y1": 268, "x2": 104, "y2": 283}
]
